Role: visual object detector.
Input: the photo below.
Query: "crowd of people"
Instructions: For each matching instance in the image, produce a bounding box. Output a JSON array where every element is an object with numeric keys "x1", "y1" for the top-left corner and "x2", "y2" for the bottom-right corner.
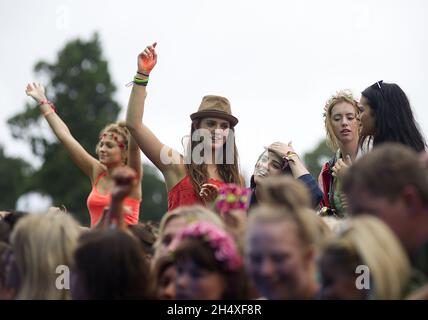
[{"x1": 1, "y1": 43, "x2": 428, "y2": 300}]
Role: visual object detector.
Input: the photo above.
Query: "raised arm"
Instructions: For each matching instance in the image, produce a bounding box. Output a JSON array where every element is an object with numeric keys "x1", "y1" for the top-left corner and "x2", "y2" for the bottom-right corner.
[
  {"x1": 126, "y1": 136, "x2": 142, "y2": 199},
  {"x1": 125, "y1": 43, "x2": 183, "y2": 176},
  {"x1": 25, "y1": 83, "x2": 100, "y2": 180},
  {"x1": 268, "y1": 142, "x2": 310, "y2": 178}
]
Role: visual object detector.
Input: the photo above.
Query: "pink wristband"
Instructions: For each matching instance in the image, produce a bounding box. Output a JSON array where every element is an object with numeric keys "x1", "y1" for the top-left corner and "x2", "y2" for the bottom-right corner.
[{"x1": 39, "y1": 100, "x2": 57, "y2": 116}]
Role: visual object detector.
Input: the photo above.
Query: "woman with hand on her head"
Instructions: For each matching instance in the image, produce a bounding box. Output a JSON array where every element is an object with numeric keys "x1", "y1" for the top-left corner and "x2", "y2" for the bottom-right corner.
[
  {"x1": 318, "y1": 90, "x2": 361, "y2": 218},
  {"x1": 126, "y1": 43, "x2": 243, "y2": 211},
  {"x1": 25, "y1": 83, "x2": 142, "y2": 227},
  {"x1": 249, "y1": 141, "x2": 323, "y2": 208}
]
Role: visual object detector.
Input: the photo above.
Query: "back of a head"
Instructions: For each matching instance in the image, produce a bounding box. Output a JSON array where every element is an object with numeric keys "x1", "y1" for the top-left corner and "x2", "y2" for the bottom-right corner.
[
  {"x1": 11, "y1": 212, "x2": 81, "y2": 300},
  {"x1": 343, "y1": 143, "x2": 428, "y2": 204},
  {"x1": 322, "y1": 215, "x2": 411, "y2": 299},
  {"x1": 361, "y1": 82, "x2": 426, "y2": 152},
  {"x1": 160, "y1": 206, "x2": 224, "y2": 232},
  {"x1": 256, "y1": 176, "x2": 312, "y2": 210},
  {"x1": 74, "y1": 228, "x2": 151, "y2": 299}
]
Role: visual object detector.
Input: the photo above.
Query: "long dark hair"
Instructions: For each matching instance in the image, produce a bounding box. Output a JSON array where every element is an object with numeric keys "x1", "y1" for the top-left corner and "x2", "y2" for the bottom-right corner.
[
  {"x1": 185, "y1": 120, "x2": 243, "y2": 194},
  {"x1": 360, "y1": 81, "x2": 426, "y2": 152}
]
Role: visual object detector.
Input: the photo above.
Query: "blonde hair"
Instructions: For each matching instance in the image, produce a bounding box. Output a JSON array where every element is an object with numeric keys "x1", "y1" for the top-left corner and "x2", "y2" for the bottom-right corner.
[
  {"x1": 256, "y1": 175, "x2": 312, "y2": 209},
  {"x1": 153, "y1": 205, "x2": 224, "y2": 263},
  {"x1": 321, "y1": 216, "x2": 344, "y2": 234},
  {"x1": 322, "y1": 215, "x2": 411, "y2": 299},
  {"x1": 324, "y1": 89, "x2": 360, "y2": 151},
  {"x1": 11, "y1": 212, "x2": 81, "y2": 300},
  {"x1": 95, "y1": 121, "x2": 130, "y2": 164}
]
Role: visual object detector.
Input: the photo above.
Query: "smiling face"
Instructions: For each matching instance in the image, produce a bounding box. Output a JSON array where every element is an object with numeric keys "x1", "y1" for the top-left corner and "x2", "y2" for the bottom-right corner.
[
  {"x1": 329, "y1": 101, "x2": 359, "y2": 146},
  {"x1": 96, "y1": 134, "x2": 126, "y2": 167},
  {"x1": 198, "y1": 117, "x2": 231, "y2": 150},
  {"x1": 245, "y1": 220, "x2": 315, "y2": 299},
  {"x1": 253, "y1": 150, "x2": 284, "y2": 185}
]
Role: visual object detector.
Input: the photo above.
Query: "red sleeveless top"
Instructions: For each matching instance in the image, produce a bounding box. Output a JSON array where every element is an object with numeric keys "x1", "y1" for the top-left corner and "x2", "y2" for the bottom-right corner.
[
  {"x1": 86, "y1": 172, "x2": 141, "y2": 227},
  {"x1": 168, "y1": 175, "x2": 224, "y2": 211}
]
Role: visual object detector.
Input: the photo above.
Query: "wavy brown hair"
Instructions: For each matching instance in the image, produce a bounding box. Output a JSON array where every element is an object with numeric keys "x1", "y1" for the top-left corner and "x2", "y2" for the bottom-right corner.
[{"x1": 185, "y1": 119, "x2": 243, "y2": 194}]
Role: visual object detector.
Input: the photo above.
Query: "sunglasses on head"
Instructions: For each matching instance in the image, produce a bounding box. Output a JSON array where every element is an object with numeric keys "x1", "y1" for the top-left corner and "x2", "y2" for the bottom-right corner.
[{"x1": 372, "y1": 80, "x2": 385, "y2": 99}]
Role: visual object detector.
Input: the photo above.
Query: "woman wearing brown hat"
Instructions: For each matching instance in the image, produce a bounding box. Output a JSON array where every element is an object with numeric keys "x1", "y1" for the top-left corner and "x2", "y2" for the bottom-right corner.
[{"x1": 126, "y1": 43, "x2": 243, "y2": 211}]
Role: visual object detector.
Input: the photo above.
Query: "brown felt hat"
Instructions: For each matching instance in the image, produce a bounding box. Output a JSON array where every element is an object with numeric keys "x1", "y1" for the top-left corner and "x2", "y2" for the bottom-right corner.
[{"x1": 190, "y1": 95, "x2": 238, "y2": 127}]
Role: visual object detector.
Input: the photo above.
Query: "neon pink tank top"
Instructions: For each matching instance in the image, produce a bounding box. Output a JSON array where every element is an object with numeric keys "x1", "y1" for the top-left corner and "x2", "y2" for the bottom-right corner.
[{"x1": 86, "y1": 172, "x2": 140, "y2": 227}]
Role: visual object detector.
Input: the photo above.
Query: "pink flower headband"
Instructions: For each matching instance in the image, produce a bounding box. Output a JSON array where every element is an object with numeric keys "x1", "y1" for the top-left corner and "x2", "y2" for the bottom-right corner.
[
  {"x1": 100, "y1": 132, "x2": 126, "y2": 150},
  {"x1": 177, "y1": 221, "x2": 242, "y2": 272},
  {"x1": 215, "y1": 184, "x2": 250, "y2": 214}
]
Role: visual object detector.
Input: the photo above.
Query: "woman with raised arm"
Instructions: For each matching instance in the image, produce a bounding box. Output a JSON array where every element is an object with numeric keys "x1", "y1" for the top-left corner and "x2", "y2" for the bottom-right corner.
[
  {"x1": 126, "y1": 43, "x2": 243, "y2": 211},
  {"x1": 25, "y1": 83, "x2": 142, "y2": 227}
]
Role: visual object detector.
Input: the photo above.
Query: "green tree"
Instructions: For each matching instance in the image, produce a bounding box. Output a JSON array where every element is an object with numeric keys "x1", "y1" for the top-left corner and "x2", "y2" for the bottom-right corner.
[
  {"x1": 0, "y1": 146, "x2": 32, "y2": 210},
  {"x1": 302, "y1": 139, "x2": 335, "y2": 179},
  {"x1": 140, "y1": 164, "x2": 168, "y2": 223},
  {"x1": 8, "y1": 33, "x2": 120, "y2": 225},
  {"x1": 8, "y1": 33, "x2": 169, "y2": 225}
]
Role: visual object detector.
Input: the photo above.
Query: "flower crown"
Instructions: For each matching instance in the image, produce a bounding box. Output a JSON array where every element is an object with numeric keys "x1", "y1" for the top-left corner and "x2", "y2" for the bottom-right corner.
[
  {"x1": 100, "y1": 132, "x2": 126, "y2": 150},
  {"x1": 177, "y1": 221, "x2": 242, "y2": 272},
  {"x1": 323, "y1": 89, "x2": 357, "y2": 118},
  {"x1": 215, "y1": 184, "x2": 250, "y2": 214}
]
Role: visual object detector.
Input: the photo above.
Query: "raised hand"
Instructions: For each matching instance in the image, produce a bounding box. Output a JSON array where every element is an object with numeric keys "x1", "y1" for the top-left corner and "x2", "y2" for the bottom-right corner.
[
  {"x1": 107, "y1": 166, "x2": 138, "y2": 229},
  {"x1": 267, "y1": 141, "x2": 295, "y2": 158},
  {"x1": 25, "y1": 82, "x2": 47, "y2": 104},
  {"x1": 137, "y1": 42, "x2": 158, "y2": 75},
  {"x1": 199, "y1": 183, "x2": 220, "y2": 203},
  {"x1": 111, "y1": 166, "x2": 138, "y2": 202}
]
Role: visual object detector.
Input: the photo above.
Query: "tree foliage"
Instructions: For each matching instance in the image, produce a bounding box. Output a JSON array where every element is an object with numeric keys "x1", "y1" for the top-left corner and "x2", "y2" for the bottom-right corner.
[
  {"x1": 302, "y1": 139, "x2": 335, "y2": 179},
  {"x1": 7, "y1": 33, "x2": 168, "y2": 225},
  {"x1": 0, "y1": 146, "x2": 31, "y2": 210}
]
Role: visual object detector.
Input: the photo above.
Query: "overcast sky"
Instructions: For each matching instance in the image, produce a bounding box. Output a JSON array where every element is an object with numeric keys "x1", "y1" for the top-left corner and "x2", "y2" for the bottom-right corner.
[{"x1": 1, "y1": 0, "x2": 427, "y2": 183}]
